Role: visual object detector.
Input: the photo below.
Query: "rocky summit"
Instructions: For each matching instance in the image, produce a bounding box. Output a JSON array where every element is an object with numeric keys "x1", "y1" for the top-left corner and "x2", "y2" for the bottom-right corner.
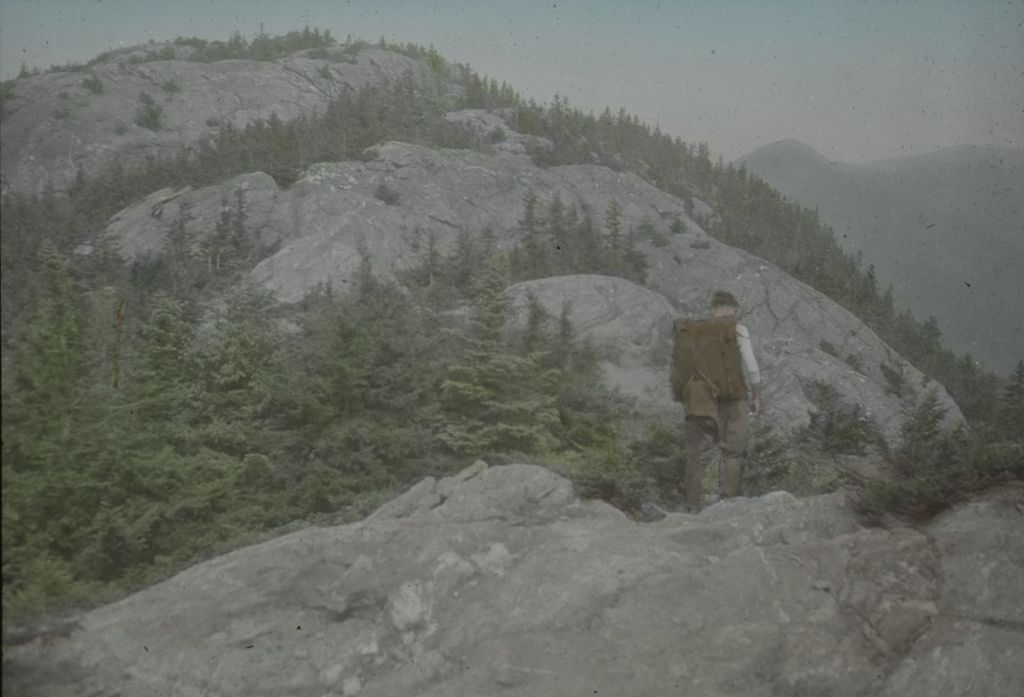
[
  {"x1": 97, "y1": 135, "x2": 961, "y2": 444},
  {"x1": 0, "y1": 45, "x2": 438, "y2": 196},
  {"x1": 5, "y1": 462, "x2": 1022, "y2": 697}
]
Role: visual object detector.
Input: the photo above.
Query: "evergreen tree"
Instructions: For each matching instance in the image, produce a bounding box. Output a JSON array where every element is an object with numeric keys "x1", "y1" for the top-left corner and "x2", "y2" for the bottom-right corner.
[
  {"x1": 998, "y1": 361, "x2": 1024, "y2": 442},
  {"x1": 194, "y1": 288, "x2": 283, "y2": 457},
  {"x1": 518, "y1": 191, "x2": 544, "y2": 278},
  {"x1": 604, "y1": 201, "x2": 623, "y2": 276},
  {"x1": 521, "y1": 295, "x2": 549, "y2": 356},
  {"x1": 440, "y1": 253, "x2": 560, "y2": 456},
  {"x1": 1, "y1": 242, "x2": 95, "y2": 618},
  {"x1": 897, "y1": 389, "x2": 947, "y2": 475},
  {"x1": 4, "y1": 242, "x2": 85, "y2": 469},
  {"x1": 128, "y1": 293, "x2": 196, "y2": 449},
  {"x1": 165, "y1": 202, "x2": 201, "y2": 298}
]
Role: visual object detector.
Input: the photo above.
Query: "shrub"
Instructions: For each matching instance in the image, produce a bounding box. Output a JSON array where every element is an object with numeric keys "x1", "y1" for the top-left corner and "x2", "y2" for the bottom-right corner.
[
  {"x1": 880, "y1": 361, "x2": 909, "y2": 398},
  {"x1": 82, "y1": 74, "x2": 104, "y2": 94},
  {"x1": 895, "y1": 389, "x2": 950, "y2": 476},
  {"x1": 854, "y1": 389, "x2": 1023, "y2": 522},
  {"x1": 970, "y1": 441, "x2": 1024, "y2": 484},
  {"x1": 799, "y1": 381, "x2": 879, "y2": 455},
  {"x1": 160, "y1": 79, "x2": 181, "y2": 94},
  {"x1": 237, "y1": 453, "x2": 276, "y2": 491},
  {"x1": 636, "y1": 220, "x2": 668, "y2": 247},
  {"x1": 134, "y1": 91, "x2": 163, "y2": 130},
  {"x1": 374, "y1": 182, "x2": 400, "y2": 205},
  {"x1": 2, "y1": 554, "x2": 81, "y2": 626},
  {"x1": 819, "y1": 339, "x2": 838, "y2": 357},
  {"x1": 744, "y1": 422, "x2": 792, "y2": 495},
  {"x1": 745, "y1": 422, "x2": 847, "y2": 497},
  {"x1": 553, "y1": 447, "x2": 665, "y2": 520}
]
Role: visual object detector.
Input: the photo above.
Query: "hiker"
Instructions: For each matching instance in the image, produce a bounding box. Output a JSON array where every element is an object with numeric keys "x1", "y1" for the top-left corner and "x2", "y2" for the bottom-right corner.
[{"x1": 671, "y1": 290, "x2": 762, "y2": 512}]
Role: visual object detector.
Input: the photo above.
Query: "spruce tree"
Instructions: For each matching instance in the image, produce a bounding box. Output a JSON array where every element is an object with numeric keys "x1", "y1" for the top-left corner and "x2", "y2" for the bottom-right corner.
[
  {"x1": 604, "y1": 201, "x2": 623, "y2": 277},
  {"x1": 440, "y1": 253, "x2": 560, "y2": 456},
  {"x1": 4, "y1": 242, "x2": 84, "y2": 469},
  {"x1": 2, "y1": 242, "x2": 91, "y2": 617},
  {"x1": 194, "y1": 288, "x2": 283, "y2": 457},
  {"x1": 999, "y1": 361, "x2": 1024, "y2": 442},
  {"x1": 897, "y1": 389, "x2": 947, "y2": 475},
  {"x1": 129, "y1": 293, "x2": 196, "y2": 449}
]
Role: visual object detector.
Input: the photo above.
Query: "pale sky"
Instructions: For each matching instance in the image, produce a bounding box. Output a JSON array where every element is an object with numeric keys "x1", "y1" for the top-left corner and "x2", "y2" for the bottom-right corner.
[{"x1": 1, "y1": 0, "x2": 1021, "y2": 163}]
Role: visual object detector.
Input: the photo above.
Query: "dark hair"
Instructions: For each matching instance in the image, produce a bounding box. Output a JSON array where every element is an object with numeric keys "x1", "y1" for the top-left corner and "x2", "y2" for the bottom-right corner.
[{"x1": 711, "y1": 290, "x2": 739, "y2": 308}]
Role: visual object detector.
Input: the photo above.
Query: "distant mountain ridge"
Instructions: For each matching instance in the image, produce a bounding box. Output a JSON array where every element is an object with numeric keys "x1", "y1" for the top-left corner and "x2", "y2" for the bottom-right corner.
[{"x1": 737, "y1": 140, "x2": 1024, "y2": 375}]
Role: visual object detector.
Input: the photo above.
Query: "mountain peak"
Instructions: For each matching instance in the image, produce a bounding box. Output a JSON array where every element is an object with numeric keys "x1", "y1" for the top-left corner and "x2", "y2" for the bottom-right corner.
[{"x1": 736, "y1": 139, "x2": 830, "y2": 168}]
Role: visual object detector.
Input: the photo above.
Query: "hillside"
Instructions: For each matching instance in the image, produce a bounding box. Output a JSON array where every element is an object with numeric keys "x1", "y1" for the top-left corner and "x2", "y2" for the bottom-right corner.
[
  {"x1": 737, "y1": 140, "x2": 1024, "y2": 376},
  {"x1": 3, "y1": 33, "x2": 1022, "y2": 694},
  {"x1": 94, "y1": 136, "x2": 968, "y2": 446},
  {"x1": 0, "y1": 43, "x2": 448, "y2": 196}
]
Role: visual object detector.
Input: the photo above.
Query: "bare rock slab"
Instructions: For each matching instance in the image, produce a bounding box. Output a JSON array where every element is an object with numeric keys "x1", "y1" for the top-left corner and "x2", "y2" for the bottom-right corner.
[{"x1": 6, "y1": 466, "x2": 1021, "y2": 697}]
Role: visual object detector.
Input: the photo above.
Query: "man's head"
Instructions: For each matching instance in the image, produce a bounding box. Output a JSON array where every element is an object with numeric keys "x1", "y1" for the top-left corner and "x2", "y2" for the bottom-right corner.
[{"x1": 710, "y1": 290, "x2": 739, "y2": 318}]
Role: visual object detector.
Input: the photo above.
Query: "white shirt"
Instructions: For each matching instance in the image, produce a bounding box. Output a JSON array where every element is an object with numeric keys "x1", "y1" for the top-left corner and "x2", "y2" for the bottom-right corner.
[{"x1": 736, "y1": 323, "x2": 761, "y2": 387}]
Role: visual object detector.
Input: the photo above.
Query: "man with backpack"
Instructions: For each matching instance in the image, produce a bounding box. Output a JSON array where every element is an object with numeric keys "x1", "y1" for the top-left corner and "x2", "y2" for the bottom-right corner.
[{"x1": 671, "y1": 290, "x2": 762, "y2": 512}]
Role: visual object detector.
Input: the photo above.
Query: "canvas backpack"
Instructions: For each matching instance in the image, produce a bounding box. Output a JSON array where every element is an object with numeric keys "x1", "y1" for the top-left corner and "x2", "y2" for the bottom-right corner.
[{"x1": 671, "y1": 318, "x2": 748, "y2": 405}]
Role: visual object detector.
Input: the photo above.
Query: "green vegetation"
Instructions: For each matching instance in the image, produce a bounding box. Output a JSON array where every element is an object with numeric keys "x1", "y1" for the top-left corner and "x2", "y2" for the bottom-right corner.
[
  {"x1": 858, "y1": 381, "x2": 1024, "y2": 521},
  {"x1": 81, "y1": 75, "x2": 104, "y2": 94},
  {"x1": 799, "y1": 381, "x2": 882, "y2": 457},
  {"x1": 0, "y1": 80, "x2": 15, "y2": 116},
  {"x1": 744, "y1": 384, "x2": 882, "y2": 499},
  {"x1": 133, "y1": 91, "x2": 163, "y2": 131},
  {"x1": 8, "y1": 27, "x2": 336, "y2": 78},
  {"x1": 509, "y1": 193, "x2": 647, "y2": 285},
  {"x1": 169, "y1": 26, "x2": 335, "y2": 63},
  {"x1": 743, "y1": 376, "x2": 1024, "y2": 520},
  {"x1": 1, "y1": 175, "x2": 656, "y2": 625},
  {"x1": 880, "y1": 360, "x2": 909, "y2": 398},
  {"x1": 374, "y1": 182, "x2": 400, "y2": 205}
]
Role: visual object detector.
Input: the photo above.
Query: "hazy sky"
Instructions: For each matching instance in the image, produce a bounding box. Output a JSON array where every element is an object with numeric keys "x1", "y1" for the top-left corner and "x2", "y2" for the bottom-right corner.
[{"x1": 1, "y1": 0, "x2": 1021, "y2": 163}]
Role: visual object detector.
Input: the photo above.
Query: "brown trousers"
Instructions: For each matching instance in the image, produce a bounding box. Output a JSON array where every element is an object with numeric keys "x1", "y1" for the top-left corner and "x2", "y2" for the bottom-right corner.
[{"x1": 683, "y1": 399, "x2": 748, "y2": 511}]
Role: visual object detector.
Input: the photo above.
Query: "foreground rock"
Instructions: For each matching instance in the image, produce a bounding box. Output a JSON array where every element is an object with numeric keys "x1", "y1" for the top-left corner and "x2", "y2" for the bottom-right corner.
[{"x1": 6, "y1": 464, "x2": 1021, "y2": 697}]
